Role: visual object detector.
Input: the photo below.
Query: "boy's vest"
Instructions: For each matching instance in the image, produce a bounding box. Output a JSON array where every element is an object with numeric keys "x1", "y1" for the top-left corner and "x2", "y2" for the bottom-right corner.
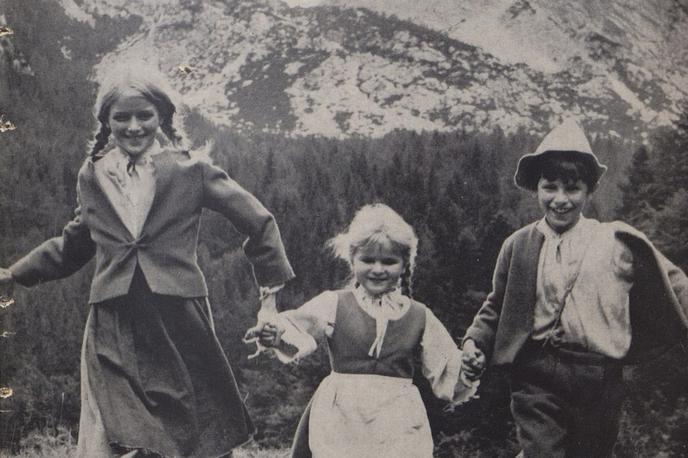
[
  {"x1": 328, "y1": 290, "x2": 426, "y2": 378},
  {"x1": 464, "y1": 221, "x2": 688, "y2": 365}
]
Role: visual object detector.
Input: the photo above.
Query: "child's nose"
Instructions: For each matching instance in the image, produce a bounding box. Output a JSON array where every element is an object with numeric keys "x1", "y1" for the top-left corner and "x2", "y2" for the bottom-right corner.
[
  {"x1": 371, "y1": 262, "x2": 385, "y2": 273},
  {"x1": 127, "y1": 117, "x2": 142, "y2": 132},
  {"x1": 553, "y1": 190, "x2": 568, "y2": 203}
]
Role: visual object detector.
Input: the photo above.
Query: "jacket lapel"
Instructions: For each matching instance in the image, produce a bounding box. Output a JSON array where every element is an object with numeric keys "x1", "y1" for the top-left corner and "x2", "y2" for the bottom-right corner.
[
  {"x1": 87, "y1": 148, "x2": 176, "y2": 240},
  {"x1": 139, "y1": 149, "x2": 174, "y2": 235},
  {"x1": 85, "y1": 158, "x2": 134, "y2": 239}
]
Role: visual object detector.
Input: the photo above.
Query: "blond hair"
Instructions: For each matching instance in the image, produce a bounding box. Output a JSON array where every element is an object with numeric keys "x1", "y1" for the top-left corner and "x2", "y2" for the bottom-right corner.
[
  {"x1": 89, "y1": 66, "x2": 185, "y2": 157},
  {"x1": 328, "y1": 203, "x2": 418, "y2": 296}
]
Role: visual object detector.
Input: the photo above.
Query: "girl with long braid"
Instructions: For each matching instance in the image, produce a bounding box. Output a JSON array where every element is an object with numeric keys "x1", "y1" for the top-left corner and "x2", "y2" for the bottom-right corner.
[
  {"x1": 245, "y1": 203, "x2": 478, "y2": 458},
  {"x1": 0, "y1": 68, "x2": 294, "y2": 457}
]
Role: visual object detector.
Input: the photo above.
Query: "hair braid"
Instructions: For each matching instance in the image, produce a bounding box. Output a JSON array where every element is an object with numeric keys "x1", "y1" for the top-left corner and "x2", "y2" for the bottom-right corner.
[
  {"x1": 400, "y1": 261, "x2": 413, "y2": 299},
  {"x1": 89, "y1": 123, "x2": 111, "y2": 158},
  {"x1": 160, "y1": 118, "x2": 183, "y2": 145}
]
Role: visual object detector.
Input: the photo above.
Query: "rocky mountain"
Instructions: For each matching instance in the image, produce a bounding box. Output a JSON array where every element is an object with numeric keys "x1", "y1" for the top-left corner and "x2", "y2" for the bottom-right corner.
[
  {"x1": 327, "y1": 0, "x2": 688, "y2": 122},
  {"x1": 11, "y1": 0, "x2": 688, "y2": 139}
]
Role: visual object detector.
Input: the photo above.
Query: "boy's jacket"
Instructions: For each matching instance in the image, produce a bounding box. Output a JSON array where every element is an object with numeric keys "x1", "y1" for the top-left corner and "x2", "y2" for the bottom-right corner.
[
  {"x1": 464, "y1": 221, "x2": 688, "y2": 364},
  {"x1": 10, "y1": 148, "x2": 295, "y2": 303}
]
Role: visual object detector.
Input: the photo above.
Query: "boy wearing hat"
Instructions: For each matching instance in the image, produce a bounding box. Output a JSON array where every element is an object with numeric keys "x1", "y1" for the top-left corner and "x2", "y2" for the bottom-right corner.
[{"x1": 460, "y1": 119, "x2": 688, "y2": 457}]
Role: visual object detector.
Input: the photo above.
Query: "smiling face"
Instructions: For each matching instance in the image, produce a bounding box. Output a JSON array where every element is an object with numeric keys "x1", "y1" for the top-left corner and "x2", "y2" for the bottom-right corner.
[
  {"x1": 537, "y1": 177, "x2": 591, "y2": 233},
  {"x1": 108, "y1": 88, "x2": 160, "y2": 158},
  {"x1": 352, "y1": 238, "x2": 405, "y2": 297}
]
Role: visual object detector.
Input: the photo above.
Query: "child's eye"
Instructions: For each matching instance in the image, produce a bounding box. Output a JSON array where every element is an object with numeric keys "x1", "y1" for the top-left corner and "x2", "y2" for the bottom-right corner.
[
  {"x1": 112, "y1": 114, "x2": 130, "y2": 122},
  {"x1": 381, "y1": 258, "x2": 400, "y2": 265},
  {"x1": 137, "y1": 112, "x2": 155, "y2": 120}
]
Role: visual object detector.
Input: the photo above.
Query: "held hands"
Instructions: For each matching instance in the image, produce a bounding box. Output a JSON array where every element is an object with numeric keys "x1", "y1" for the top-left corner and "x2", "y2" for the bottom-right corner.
[
  {"x1": 244, "y1": 322, "x2": 285, "y2": 348},
  {"x1": 460, "y1": 339, "x2": 486, "y2": 382},
  {"x1": 242, "y1": 288, "x2": 284, "y2": 359},
  {"x1": 0, "y1": 268, "x2": 15, "y2": 308},
  {"x1": 243, "y1": 321, "x2": 286, "y2": 360}
]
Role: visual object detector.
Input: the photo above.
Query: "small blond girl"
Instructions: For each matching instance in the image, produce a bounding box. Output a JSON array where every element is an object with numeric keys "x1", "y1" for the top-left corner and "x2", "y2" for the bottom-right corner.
[{"x1": 246, "y1": 203, "x2": 477, "y2": 458}]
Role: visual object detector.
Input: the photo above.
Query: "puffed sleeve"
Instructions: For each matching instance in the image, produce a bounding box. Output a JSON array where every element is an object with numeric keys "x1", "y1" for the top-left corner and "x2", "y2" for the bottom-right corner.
[
  {"x1": 10, "y1": 183, "x2": 96, "y2": 286},
  {"x1": 200, "y1": 159, "x2": 294, "y2": 287},
  {"x1": 421, "y1": 308, "x2": 479, "y2": 410},
  {"x1": 271, "y1": 290, "x2": 338, "y2": 363}
]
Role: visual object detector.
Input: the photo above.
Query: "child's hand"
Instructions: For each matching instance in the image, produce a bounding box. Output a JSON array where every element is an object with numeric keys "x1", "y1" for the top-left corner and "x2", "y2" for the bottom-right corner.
[
  {"x1": 243, "y1": 322, "x2": 269, "y2": 360},
  {"x1": 244, "y1": 321, "x2": 284, "y2": 345},
  {"x1": 243, "y1": 321, "x2": 285, "y2": 359},
  {"x1": 257, "y1": 322, "x2": 284, "y2": 347},
  {"x1": 461, "y1": 339, "x2": 486, "y2": 382},
  {"x1": 0, "y1": 268, "x2": 15, "y2": 308}
]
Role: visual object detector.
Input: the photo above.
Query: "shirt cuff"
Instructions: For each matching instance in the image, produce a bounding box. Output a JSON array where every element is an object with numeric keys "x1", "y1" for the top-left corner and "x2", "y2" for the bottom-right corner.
[{"x1": 259, "y1": 284, "x2": 285, "y2": 300}]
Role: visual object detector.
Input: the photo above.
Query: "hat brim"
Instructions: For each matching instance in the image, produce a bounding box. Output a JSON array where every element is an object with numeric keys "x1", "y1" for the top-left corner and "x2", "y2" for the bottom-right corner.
[{"x1": 514, "y1": 150, "x2": 608, "y2": 192}]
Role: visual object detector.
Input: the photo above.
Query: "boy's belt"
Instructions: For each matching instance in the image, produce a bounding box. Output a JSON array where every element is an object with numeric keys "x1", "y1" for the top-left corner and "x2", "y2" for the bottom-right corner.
[{"x1": 526, "y1": 338, "x2": 623, "y2": 367}]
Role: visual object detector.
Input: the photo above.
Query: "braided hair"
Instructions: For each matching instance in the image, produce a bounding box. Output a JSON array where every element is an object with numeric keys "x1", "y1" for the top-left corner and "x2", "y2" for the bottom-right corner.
[
  {"x1": 89, "y1": 69, "x2": 184, "y2": 158},
  {"x1": 160, "y1": 117, "x2": 183, "y2": 145},
  {"x1": 89, "y1": 122, "x2": 112, "y2": 158},
  {"x1": 400, "y1": 260, "x2": 414, "y2": 298},
  {"x1": 328, "y1": 203, "x2": 418, "y2": 298}
]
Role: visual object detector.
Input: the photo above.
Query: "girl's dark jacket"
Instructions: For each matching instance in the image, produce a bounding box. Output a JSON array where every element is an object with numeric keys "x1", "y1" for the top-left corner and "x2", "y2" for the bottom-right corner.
[{"x1": 10, "y1": 148, "x2": 295, "y2": 302}]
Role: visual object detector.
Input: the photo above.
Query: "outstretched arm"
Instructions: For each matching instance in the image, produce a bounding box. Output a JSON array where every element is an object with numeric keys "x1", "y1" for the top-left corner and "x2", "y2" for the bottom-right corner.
[
  {"x1": 200, "y1": 159, "x2": 295, "y2": 288},
  {"x1": 421, "y1": 308, "x2": 479, "y2": 409},
  {"x1": 9, "y1": 185, "x2": 95, "y2": 287},
  {"x1": 462, "y1": 237, "x2": 513, "y2": 360},
  {"x1": 244, "y1": 291, "x2": 337, "y2": 363}
]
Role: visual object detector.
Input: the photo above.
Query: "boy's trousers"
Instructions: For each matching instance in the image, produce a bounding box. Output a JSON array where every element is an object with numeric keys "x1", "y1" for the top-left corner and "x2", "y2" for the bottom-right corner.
[{"x1": 510, "y1": 340, "x2": 625, "y2": 458}]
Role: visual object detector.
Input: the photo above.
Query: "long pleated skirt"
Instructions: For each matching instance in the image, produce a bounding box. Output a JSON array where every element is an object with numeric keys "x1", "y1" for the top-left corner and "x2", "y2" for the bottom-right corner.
[{"x1": 76, "y1": 270, "x2": 253, "y2": 457}]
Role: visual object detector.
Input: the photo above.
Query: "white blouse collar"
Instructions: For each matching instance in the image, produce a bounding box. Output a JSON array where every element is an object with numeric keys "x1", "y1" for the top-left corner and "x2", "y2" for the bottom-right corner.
[
  {"x1": 352, "y1": 286, "x2": 411, "y2": 359},
  {"x1": 114, "y1": 139, "x2": 163, "y2": 167},
  {"x1": 352, "y1": 286, "x2": 409, "y2": 315}
]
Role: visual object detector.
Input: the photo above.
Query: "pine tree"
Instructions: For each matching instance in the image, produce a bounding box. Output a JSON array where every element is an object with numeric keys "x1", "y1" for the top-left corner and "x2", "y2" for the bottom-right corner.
[
  {"x1": 617, "y1": 145, "x2": 656, "y2": 230},
  {"x1": 617, "y1": 100, "x2": 688, "y2": 267}
]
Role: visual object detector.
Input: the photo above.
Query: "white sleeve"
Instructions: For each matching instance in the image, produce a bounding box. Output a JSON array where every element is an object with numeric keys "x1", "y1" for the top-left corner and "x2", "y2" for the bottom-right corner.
[
  {"x1": 272, "y1": 290, "x2": 338, "y2": 363},
  {"x1": 420, "y1": 308, "x2": 479, "y2": 409},
  {"x1": 612, "y1": 236, "x2": 634, "y2": 281}
]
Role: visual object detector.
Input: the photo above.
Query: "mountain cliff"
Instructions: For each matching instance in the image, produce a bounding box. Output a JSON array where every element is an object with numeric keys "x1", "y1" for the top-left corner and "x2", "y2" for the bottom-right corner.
[{"x1": 10, "y1": 0, "x2": 688, "y2": 138}]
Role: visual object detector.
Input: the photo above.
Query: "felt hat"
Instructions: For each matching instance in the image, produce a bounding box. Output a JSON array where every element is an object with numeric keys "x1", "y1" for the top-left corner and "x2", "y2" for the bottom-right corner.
[{"x1": 514, "y1": 118, "x2": 607, "y2": 191}]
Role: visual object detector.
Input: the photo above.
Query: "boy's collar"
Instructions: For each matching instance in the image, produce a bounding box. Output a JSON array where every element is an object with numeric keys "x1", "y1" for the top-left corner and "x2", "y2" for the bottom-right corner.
[{"x1": 536, "y1": 215, "x2": 590, "y2": 239}]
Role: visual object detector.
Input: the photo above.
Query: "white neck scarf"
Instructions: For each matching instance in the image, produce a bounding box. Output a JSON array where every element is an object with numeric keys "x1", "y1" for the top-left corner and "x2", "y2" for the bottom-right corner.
[{"x1": 353, "y1": 286, "x2": 410, "y2": 359}]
